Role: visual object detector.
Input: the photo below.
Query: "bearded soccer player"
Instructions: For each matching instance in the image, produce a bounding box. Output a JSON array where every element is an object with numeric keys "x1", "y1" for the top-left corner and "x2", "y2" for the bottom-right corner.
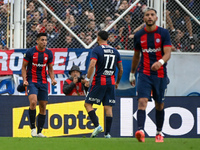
[
  {"x1": 129, "y1": 7, "x2": 172, "y2": 142},
  {"x1": 22, "y1": 33, "x2": 57, "y2": 137},
  {"x1": 84, "y1": 31, "x2": 123, "y2": 138}
]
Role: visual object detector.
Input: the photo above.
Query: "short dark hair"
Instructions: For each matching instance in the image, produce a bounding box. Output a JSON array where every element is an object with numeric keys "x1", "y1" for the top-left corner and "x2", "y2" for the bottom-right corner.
[
  {"x1": 98, "y1": 31, "x2": 109, "y2": 41},
  {"x1": 143, "y1": 7, "x2": 157, "y2": 14},
  {"x1": 37, "y1": 33, "x2": 47, "y2": 39}
]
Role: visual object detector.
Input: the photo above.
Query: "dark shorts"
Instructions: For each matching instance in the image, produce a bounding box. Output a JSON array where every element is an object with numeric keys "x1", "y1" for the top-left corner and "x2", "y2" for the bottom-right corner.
[
  {"x1": 137, "y1": 73, "x2": 169, "y2": 103},
  {"x1": 85, "y1": 84, "x2": 116, "y2": 106},
  {"x1": 27, "y1": 82, "x2": 48, "y2": 101}
]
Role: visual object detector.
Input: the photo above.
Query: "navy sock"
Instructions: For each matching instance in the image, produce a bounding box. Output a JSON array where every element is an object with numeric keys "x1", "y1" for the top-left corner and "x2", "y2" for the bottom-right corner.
[
  {"x1": 156, "y1": 109, "x2": 164, "y2": 132},
  {"x1": 88, "y1": 110, "x2": 99, "y2": 127},
  {"x1": 105, "y1": 117, "x2": 112, "y2": 135},
  {"x1": 137, "y1": 110, "x2": 146, "y2": 130},
  {"x1": 37, "y1": 114, "x2": 46, "y2": 134},
  {"x1": 29, "y1": 108, "x2": 36, "y2": 129}
]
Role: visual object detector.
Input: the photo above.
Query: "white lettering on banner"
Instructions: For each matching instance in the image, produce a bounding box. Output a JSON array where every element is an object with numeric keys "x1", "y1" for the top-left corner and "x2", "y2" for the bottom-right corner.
[
  {"x1": 53, "y1": 52, "x2": 68, "y2": 70},
  {"x1": 9, "y1": 53, "x2": 23, "y2": 70},
  {"x1": 197, "y1": 108, "x2": 200, "y2": 134},
  {"x1": 163, "y1": 107, "x2": 194, "y2": 135},
  {"x1": 120, "y1": 98, "x2": 133, "y2": 136},
  {"x1": 0, "y1": 52, "x2": 8, "y2": 71},
  {"x1": 121, "y1": 98, "x2": 197, "y2": 137},
  {"x1": 67, "y1": 52, "x2": 89, "y2": 71}
]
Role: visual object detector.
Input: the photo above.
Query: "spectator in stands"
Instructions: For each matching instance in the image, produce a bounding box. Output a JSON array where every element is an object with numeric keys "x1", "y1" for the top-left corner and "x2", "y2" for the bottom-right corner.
[
  {"x1": 27, "y1": 2, "x2": 36, "y2": 18},
  {"x1": 27, "y1": 22, "x2": 38, "y2": 44},
  {"x1": 32, "y1": 11, "x2": 42, "y2": 24},
  {"x1": 63, "y1": 65, "x2": 89, "y2": 96},
  {"x1": 64, "y1": 14, "x2": 81, "y2": 34},
  {"x1": 120, "y1": 13, "x2": 134, "y2": 50},
  {"x1": 166, "y1": 0, "x2": 195, "y2": 50},
  {"x1": 48, "y1": 0, "x2": 66, "y2": 20},
  {"x1": 26, "y1": 33, "x2": 35, "y2": 48},
  {"x1": 85, "y1": 35, "x2": 93, "y2": 45},
  {"x1": 85, "y1": 20, "x2": 99, "y2": 39},
  {"x1": 39, "y1": 18, "x2": 48, "y2": 33},
  {"x1": 99, "y1": 16, "x2": 113, "y2": 30},
  {"x1": 46, "y1": 22, "x2": 59, "y2": 48},
  {"x1": 64, "y1": 35, "x2": 80, "y2": 48},
  {"x1": 108, "y1": 30, "x2": 124, "y2": 49}
]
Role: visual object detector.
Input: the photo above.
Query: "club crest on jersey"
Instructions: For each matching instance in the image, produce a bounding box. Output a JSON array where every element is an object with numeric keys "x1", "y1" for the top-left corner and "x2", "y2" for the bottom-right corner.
[
  {"x1": 156, "y1": 38, "x2": 160, "y2": 43},
  {"x1": 45, "y1": 57, "x2": 47, "y2": 60}
]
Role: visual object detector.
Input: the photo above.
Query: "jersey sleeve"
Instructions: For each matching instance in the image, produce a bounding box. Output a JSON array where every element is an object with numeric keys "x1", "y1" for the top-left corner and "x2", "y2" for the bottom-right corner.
[
  {"x1": 134, "y1": 33, "x2": 141, "y2": 51},
  {"x1": 23, "y1": 49, "x2": 31, "y2": 62},
  {"x1": 48, "y1": 50, "x2": 53, "y2": 64},
  {"x1": 163, "y1": 29, "x2": 172, "y2": 47},
  {"x1": 90, "y1": 47, "x2": 99, "y2": 61},
  {"x1": 116, "y1": 50, "x2": 122, "y2": 63}
]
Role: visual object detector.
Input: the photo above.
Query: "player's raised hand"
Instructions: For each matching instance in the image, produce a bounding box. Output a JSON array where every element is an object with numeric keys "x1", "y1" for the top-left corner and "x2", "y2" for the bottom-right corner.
[
  {"x1": 129, "y1": 72, "x2": 136, "y2": 87},
  {"x1": 23, "y1": 80, "x2": 29, "y2": 87},
  {"x1": 151, "y1": 61, "x2": 162, "y2": 71},
  {"x1": 51, "y1": 79, "x2": 57, "y2": 86}
]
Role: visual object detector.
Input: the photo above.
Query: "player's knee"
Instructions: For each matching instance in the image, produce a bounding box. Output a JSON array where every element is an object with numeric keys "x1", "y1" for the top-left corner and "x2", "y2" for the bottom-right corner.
[{"x1": 138, "y1": 98, "x2": 148, "y2": 110}]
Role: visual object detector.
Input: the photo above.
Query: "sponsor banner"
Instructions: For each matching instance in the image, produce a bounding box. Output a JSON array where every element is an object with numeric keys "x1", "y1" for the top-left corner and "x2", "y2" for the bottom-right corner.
[
  {"x1": 0, "y1": 48, "x2": 91, "y2": 75},
  {"x1": 0, "y1": 96, "x2": 200, "y2": 137},
  {"x1": 13, "y1": 100, "x2": 104, "y2": 137}
]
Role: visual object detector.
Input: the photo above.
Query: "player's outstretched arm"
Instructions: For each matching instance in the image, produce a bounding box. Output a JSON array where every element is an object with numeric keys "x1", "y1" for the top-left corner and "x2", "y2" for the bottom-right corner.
[
  {"x1": 115, "y1": 62, "x2": 123, "y2": 89},
  {"x1": 48, "y1": 63, "x2": 57, "y2": 86}
]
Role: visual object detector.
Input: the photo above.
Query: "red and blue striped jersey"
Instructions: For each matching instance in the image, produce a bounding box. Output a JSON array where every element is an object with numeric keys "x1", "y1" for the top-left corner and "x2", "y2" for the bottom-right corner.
[
  {"x1": 23, "y1": 46, "x2": 53, "y2": 83},
  {"x1": 134, "y1": 26, "x2": 172, "y2": 78},
  {"x1": 90, "y1": 44, "x2": 122, "y2": 85}
]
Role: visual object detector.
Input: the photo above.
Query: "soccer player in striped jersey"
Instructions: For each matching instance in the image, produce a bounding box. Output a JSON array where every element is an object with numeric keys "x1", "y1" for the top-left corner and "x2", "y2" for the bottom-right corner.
[
  {"x1": 129, "y1": 7, "x2": 172, "y2": 142},
  {"x1": 84, "y1": 31, "x2": 123, "y2": 138},
  {"x1": 22, "y1": 33, "x2": 57, "y2": 137}
]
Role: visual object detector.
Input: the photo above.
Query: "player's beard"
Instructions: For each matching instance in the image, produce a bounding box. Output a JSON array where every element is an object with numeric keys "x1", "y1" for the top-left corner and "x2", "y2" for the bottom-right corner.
[{"x1": 145, "y1": 20, "x2": 156, "y2": 27}]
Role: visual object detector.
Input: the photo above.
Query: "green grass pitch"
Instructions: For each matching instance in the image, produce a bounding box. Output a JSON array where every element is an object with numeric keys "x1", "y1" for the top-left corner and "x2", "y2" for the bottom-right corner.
[{"x1": 0, "y1": 137, "x2": 199, "y2": 150}]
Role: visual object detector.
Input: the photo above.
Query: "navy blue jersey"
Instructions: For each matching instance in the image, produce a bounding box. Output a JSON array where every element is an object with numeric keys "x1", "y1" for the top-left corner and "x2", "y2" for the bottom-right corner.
[
  {"x1": 23, "y1": 46, "x2": 53, "y2": 83},
  {"x1": 134, "y1": 26, "x2": 172, "y2": 78},
  {"x1": 90, "y1": 44, "x2": 122, "y2": 85}
]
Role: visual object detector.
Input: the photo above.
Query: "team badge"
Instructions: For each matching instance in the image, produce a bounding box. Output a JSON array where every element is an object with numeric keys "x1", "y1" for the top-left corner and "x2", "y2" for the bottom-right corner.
[
  {"x1": 156, "y1": 38, "x2": 160, "y2": 43},
  {"x1": 45, "y1": 57, "x2": 47, "y2": 60}
]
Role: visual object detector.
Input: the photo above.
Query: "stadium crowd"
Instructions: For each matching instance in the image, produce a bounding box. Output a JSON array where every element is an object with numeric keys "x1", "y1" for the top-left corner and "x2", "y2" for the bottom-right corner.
[{"x1": 0, "y1": 0, "x2": 199, "y2": 52}]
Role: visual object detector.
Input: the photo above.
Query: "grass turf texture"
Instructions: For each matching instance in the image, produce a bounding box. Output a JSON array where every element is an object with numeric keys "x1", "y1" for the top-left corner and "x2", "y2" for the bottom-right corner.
[{"x1": 0, "y1": 137, "x2": 199, "y2": 150}]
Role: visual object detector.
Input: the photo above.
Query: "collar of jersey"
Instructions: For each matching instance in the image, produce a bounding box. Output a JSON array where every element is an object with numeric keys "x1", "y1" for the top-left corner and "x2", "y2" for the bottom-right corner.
[
  {"x1": 100, "y1": 44, "x2": 109, "y2": 46},
  {"x1": 144, "y1": 25, "x2": 158, "y2": 33},
  {"x1": 35, "y1": 46, "x2": 45, "y2": 52}
]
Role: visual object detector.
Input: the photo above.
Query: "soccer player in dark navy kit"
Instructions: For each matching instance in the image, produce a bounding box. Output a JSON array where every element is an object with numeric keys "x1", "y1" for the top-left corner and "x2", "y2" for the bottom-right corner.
[
  {"x1": 22, "y1": 33, "x2": 57, "y2": 138},
  {"x1": 129, "y1": 7, "x2": 172, "y2": 142},
  {"x1": 84, "y1": 31, "x2": 123, "y2": 138}
]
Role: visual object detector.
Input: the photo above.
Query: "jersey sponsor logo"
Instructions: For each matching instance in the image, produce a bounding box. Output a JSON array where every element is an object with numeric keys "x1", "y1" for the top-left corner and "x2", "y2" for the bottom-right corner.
[
  {"x1": 103, "y1": 70, "x2": 114, "y2": 75},
  {"x1": 142, "y1": 47, "x2": 161, "y2": 53},
  {"x1": 13, "y1": 100, "x2": 104, "y2": 137},
  {"x1": 141, "y1": 41, "x2": 146, "y2": 43},
  {"x1": 32, "y1": 62, "x2": 47, "y2": 67}
]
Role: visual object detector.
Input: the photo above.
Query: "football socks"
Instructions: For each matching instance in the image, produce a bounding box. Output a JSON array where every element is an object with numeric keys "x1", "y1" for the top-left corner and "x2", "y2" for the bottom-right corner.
[
  {"x1": 105, "y1": 117, "x2": 112, "y2": 135},
  {"x1": 156, "y1": 109, "x2": 164, "y2": 132},
  {"x1": 137, "y1": 110, "x2": 146, "y2": 130},
  {"x1": 37, "y1": 114, "x2": 46, "y2": 134},
  {"x1": 88, "y1": 110, "x2": 99, "y2": 127},
  {"x1": 29, "y1": 108, "x2": 36, "y2": 129}
]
